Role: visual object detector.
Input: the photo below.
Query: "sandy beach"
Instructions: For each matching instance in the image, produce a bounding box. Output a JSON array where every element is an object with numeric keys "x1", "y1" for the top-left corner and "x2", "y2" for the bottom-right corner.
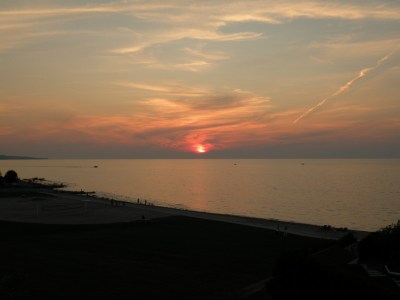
[
  {"x1": 0, "y1": 182, "x2": 369, "y2": 240},
  {"x1": 3, "y1": 182, "x2": 396, "y2": 300}
]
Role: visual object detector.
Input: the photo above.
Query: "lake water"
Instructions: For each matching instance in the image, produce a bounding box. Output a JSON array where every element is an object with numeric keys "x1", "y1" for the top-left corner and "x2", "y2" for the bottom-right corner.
[{"x1": 1, "y1": 159, "x2": 399, "y2": 231}]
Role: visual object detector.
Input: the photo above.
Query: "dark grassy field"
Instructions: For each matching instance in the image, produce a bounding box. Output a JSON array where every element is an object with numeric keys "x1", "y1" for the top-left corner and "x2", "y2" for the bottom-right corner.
[{"x1": 0, "y1": 216, "x2": 330, "y2": 299}]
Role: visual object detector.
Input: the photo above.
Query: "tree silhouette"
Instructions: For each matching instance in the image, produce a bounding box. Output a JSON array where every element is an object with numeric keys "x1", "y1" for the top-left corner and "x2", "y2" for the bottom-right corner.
[
  {"x1": 4, "y1": 170, "x2": 19, "y2": 183},
  {"x1": 359, "y1": 220, "x2": 400, "y2": 265}
]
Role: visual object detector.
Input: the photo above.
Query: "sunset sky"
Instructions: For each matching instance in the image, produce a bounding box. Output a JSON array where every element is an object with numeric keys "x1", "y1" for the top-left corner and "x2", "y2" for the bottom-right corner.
[{"x1": 1, "y1": 0, "x2": 399, "y2": 158}]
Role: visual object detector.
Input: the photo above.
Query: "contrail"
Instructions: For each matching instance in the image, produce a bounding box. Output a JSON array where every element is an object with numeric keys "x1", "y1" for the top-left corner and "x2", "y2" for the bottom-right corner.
[{"x1": 293, "y1": 50, "x2": 396, "y2": 124}]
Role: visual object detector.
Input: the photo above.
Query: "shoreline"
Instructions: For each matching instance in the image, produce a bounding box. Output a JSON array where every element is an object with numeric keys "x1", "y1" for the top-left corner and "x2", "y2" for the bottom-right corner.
[{"x1": 0, "y1": 180, "x2": 370, "y2": 240}]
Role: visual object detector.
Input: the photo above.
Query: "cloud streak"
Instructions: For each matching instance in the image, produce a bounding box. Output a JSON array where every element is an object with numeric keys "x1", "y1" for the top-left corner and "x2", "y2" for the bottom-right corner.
[
  {"x1": 2, "y1": 1, "x2": 398, "y2": 65},
  {"x1": 1, "y1": 1, "x2": 399, "y2": 20},
  {"x1": 293, "y1": 49, "x2": 398, "y2": 124},
  {"x1": 118, "y1": 82, "x2": 209, "y2": 97}
]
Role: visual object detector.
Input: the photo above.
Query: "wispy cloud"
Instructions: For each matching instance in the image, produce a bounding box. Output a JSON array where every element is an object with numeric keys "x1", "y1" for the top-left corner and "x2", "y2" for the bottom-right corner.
[
  {"x1": 2, "y1": 2, "x2": 398, "y2": 37},
  {"x1": 147, "y1": 60, "x2": 212, "y2": 72},
  {"x1": 141, "y1": 48, "x2": 229, "y2": 72},
  {"x1": 110, "y1": 29, "x2": 263, "y2": 54},
  {"x1": 307, "y1": 37, "x2": 400, "y2": 62},
  {"x1": 117, "y1": 82, "x2": 209, "y2": 97},
  {"x1": 184, "y1": 47, "x2": 229, "y2": 61},
  {"x1": 17, "y1": 85, "x2": 272, "y2": 152},
  {"x1": 127, "y1": 86, "x2": 271, "y2": 151},
  {"x1": 0, "y1": 30, "x2": 64, "y2": 52},
  {"x1": 3, "y1": 1, "x2": 397, "y2": 65},
  {"x1": 1, "y1": 1, "x2": 400, "y2": 156},
  {"x1": 0, "y1": 3, "x2": 174, "y2": 18}
]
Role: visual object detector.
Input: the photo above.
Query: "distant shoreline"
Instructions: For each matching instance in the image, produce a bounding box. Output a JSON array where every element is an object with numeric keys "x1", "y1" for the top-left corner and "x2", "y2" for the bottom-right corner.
[
  {"x1": 2, "y1": 156, "x2": 400, "y2": 160},
  {"x1": 0, "y1": 154, "x2": 47, "y2": 160}
]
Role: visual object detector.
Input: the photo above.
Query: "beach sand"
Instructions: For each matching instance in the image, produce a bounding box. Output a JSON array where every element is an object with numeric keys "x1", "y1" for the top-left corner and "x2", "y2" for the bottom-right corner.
[
  {"x1": 1, "y1": 182, "x2": 383, "y2": 299},
  {"x1": 0, "y1": 183, "x2": 369, "y2": 240}
]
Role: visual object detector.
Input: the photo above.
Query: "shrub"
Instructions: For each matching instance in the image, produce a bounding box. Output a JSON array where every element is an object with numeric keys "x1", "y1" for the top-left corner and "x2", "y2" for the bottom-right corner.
[
  {"x1": 4, "y1": 170, "x2": 19, "y2": 183},
  {"x1": 358, "y1": 220, "x2": 400, "y2": 264}
]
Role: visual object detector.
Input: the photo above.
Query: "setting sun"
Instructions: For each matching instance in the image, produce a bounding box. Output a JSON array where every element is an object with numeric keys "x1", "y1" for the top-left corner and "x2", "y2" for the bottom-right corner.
[{"x1": 196, "y1": 144, "x2": 206, "y2": 154}]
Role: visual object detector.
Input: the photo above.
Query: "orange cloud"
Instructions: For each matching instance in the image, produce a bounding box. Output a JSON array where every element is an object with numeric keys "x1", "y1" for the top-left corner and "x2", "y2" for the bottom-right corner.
[{"x1": 11, "y1": 86, "x2": 273, "y2": 153}]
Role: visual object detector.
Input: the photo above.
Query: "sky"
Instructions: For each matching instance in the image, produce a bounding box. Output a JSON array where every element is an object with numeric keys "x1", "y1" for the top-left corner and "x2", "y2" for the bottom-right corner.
[{"x1": 0, "y1": 0, "x2": 399, "y2": 158}]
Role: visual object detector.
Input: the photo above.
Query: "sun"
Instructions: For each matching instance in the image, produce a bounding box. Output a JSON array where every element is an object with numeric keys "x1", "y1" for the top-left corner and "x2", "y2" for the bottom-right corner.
[
  {"x1": 191, "y1": 143, "x2": 213, "y2": 154},
  {"x1": 195, "y1": 144, "x2": 207, "y2": 154}
]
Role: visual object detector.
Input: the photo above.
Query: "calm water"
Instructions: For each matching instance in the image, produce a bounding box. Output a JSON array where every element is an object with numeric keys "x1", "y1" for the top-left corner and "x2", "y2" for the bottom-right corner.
[{"x1": 1, "y1": 159, "x2": 399, "y2": 231}]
